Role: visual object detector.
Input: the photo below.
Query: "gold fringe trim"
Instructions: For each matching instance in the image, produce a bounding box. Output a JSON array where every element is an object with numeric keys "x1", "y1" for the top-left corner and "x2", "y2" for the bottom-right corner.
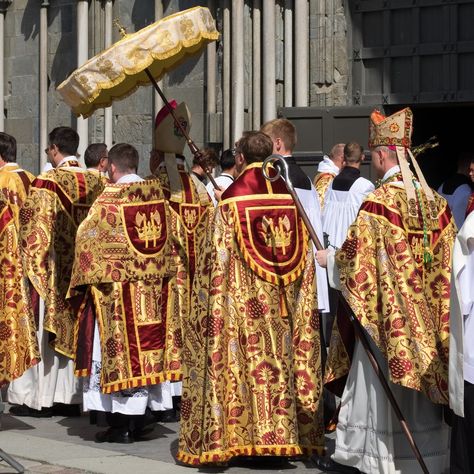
[
  {"x1": 74, "y1": 368, "x2": 90, "y2": 378},
  {"x1": 58, "y1": 10, "x2": 219, "y2": 119},
  {"x1": 102, "y1": 370, "x2": 182, "y2": 394},
  {"x1": 176, "y1": 444, "x2": 325, "y2": 466}
]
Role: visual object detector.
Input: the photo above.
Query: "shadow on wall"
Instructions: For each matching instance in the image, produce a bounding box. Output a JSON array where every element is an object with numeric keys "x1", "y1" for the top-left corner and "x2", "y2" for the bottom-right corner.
[{"x1": 22, "y1": 0, "x2": 75, "y2": 89}]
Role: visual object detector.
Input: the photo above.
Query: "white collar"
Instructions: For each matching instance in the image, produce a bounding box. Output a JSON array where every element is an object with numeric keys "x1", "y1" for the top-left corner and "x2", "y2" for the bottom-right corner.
[
  {"x1": 116, "y1": 174, "x2": 143, "y2": 184},
  {"x1": 0, "y1": 162, "x2": 18, "y2": 171},
  {"x1": 56, "y1": 155, "x2": 79, "y2": 168},
  {"x1": 317, "y1": 156, "x2": 340, "y2": 175},
  {"x1": 220, "y1": 173, "x2": 235, "y2": 181},
  {"x1": 382, "y1": 165, "x2": 401, "y2": 182},
  {"x1": 157, "y1": 156, "x2": 185, "y2": 169}
]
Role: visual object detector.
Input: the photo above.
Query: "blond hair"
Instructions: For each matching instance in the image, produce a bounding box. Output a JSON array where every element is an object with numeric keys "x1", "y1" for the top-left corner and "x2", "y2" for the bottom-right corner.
[{"x1": 261, "y1": 118, "x2": 297, "y2": 151}]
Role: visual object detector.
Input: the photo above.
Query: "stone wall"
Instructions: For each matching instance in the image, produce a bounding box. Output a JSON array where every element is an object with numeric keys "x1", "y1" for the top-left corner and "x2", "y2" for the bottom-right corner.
[
  {"x1": 5, "y1": 0, "x2": 207, "y2": 175},
  {"x1": 4, "y1": 0, "x2": 351, "y2": 175}
]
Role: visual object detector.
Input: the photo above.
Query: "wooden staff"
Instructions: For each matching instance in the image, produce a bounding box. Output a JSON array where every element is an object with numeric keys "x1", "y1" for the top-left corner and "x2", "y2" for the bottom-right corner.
[
  {"x1": 113, "y1": 20, "x2": 219, "y2": 189},
  {"x1": 262, "y1": 154, "x2": 430, "y2": 474}
]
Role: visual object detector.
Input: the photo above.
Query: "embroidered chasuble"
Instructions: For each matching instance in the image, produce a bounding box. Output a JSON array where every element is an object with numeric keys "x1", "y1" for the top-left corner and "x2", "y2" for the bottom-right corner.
[
  {"x1": 70, "y1": 179, "x2": 175, "y2": 393},
  {"x1": 0, "y1": 200, "x2": 40, "y2": 384},
  {"x1": 313, "y1": 172, "x2": 336, "y2": 209},
  {"x1": 177, "y1": 162, "x2": 324, "y2": 465},
  {"x1": 0, "y1": 162, "x2": 35, "y2": 225},
  {"x1": 151, "y1": 162, "x2": 213, "y2": 381},
  {"x1": 325, "y1": 176, "x2": 456, "y2": 404},
  {"x1": 20, "y1": 160, "x2": 104, "y2": 358}
]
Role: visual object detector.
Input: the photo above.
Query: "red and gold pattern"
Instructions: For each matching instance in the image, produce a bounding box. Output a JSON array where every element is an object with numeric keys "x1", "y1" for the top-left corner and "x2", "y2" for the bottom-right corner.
[
  {"x1": 90, "y1": 279, "x2": 177, "y2": 392},
  {"x1": 325, "y1": 179, "x2": 456, "y2": 404},
  {"x1": 177, "y1": 162, "x2": 324, "y2": 465},
  {"x1": 313, "y1": 172, "x2": 336, "y2": 208},
  {"x1": 21, "y1": 163, "x2": 104, "y2": 358},
  {"x1": 151, "y1": 163, "x2": 213, "y2": 381},
  {"x1": 0, "y1": 163, "x2": 35, "y2": 226},
  {"x1": 0, "y1": 200, "x2": 40, "y2": 385},
  {"x1": 368, "y1": 107, "x2": 413, "y2": 148},
  {"x1": 466, "y1": 192, "x2": 474, "y2": 218},
  {"x1": 70, "y1": 180, "x2": 172, "y2": 287},
  {"x1": 70, "y1": 179, "x2": 176, "y2": 387}
]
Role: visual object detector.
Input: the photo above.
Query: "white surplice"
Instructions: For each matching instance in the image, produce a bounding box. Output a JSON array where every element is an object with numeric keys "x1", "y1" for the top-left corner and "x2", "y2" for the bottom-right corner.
[
  {"x1": 449, "y1": 211, "x2": 474, "y2": 417},
  {"x1": 7, "y1": 299, "x2": 82, "y2": 410},
  {"x1": 296, "y1": 185, "x2": 330, "y2": 313},
  {"x1": 323, "y1": 176, "x2": 374, "y2": 249}
]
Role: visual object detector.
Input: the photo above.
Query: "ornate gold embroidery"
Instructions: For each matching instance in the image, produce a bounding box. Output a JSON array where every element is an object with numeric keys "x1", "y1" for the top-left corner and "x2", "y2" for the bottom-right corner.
[
  {"x1": 156, "y1": 30, "x2": 174, "y2": 50},
  {"x1": 183, "y1": 208, "x2": 197, "y2": 227},
  {"x1": 135, "y1": 210, "x2": 162, "y2": 248},
  {"x1": 410, "y1": 235, "x2": 424, "y2": 261},
  {"x1": 126, "y1": 47, "x2": 147, "y2": 63},
  {"x1": 97, "y1": 57, "x2": 119, "y2": 81},
  {"x1": 77, "y1": 75, "x2": 93, "y2": 94},
  {"x1": 179, "y1": 18, "x2": 195, "y2": 40},
  {"x1": 261, "y1": 215, "x2": 292, "y2": 255}
]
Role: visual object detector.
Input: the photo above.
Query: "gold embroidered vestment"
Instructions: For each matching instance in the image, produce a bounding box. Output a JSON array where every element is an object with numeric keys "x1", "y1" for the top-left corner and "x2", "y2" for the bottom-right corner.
[
  {"x1": 0, "y1": 200, "x2": 40, "y2": 384},
  {"x1": 21, "y1": 163, "x2": 104, "y2": 358},
  {"x1": 177, "y1": 163, "x2": 324, "y2": 465},
  {"x1": 70, "y1": 180, "x2": 175, "y2": 392},
  {"x1": 325, "y1": 180, "x2": 456, "y2": 404}
]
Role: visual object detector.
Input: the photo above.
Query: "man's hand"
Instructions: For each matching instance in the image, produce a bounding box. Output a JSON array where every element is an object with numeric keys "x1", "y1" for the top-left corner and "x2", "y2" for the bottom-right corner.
[
  {"x1": 214, "y1": 186, "x2": 224, "y2": 202},
  {"x1": 315, "y1": 248, "x2": 330, "y2": 268}
]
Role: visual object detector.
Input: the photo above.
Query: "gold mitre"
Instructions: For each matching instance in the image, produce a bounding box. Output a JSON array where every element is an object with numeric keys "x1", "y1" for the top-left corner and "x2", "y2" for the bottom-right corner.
[
  {"x1": 368, "y1": 107, "x2": 413, "y2": 149},
  {"x1": 154, "y1": 100, "x2": 191, "y2": 155},
  {"x1": 369, "y1": 107, "x2": 439, "y2": 261}
]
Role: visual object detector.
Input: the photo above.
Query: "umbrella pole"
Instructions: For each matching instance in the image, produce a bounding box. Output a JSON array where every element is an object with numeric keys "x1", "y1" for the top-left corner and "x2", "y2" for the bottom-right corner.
[
  {"x1": 145, "y1": 69, "x2": 219, "y2": 189},
  {"x1": 262, "y1": 154, "x2": 430, "y2": 474}
]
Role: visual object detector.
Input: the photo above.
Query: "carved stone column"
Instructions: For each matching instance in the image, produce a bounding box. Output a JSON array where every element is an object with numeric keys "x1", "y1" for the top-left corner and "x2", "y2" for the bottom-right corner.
[
  {"x1": 39, "y1": 1, "x2": 49, "y2": 171},
  {"x1": 76, "y1": 0, "x2": 89, "y2": 161},
  {"x1": 0, "y1": 0, "x2": 12, "y2": 133}
]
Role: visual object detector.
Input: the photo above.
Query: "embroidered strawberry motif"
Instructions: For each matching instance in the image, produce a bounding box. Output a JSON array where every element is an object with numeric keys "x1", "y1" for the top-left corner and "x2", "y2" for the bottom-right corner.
[
  {"x1": 105, "y1": 337, "x2": 123, "y2": 358},
  {"x1": 208, "y1": 317, "x2": 224, "y2": 337},
  {"x1": 245, "y1": 297, "x2": 269, "y2": 319},
  {"x1": 389, "y1": 356, "x2": 413, "y2": 379},
  {"x1": 0, "y1": 322, "x2": 13, "y2": 340}
]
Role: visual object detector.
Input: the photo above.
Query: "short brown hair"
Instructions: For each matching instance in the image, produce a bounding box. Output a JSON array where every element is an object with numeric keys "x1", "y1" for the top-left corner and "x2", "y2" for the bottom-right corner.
[
  {"x1": 235, "y1": 131, "x2": 273, "y2": 165},
  {"x1": 49, "y1": 126, "x2": 79, "y2": 156},
  {"x1": 84, "y1": 143, "x2": 107, "y2": 168},
  {"x1": 108, "y1": 143, "x2": 139, "y2": 173},
  {"x1": 261, "y1": 118, "x2": 297, "y2": 152},
  {"x1": 344, "y1": 142, "x2": 364, "y2": 164}
]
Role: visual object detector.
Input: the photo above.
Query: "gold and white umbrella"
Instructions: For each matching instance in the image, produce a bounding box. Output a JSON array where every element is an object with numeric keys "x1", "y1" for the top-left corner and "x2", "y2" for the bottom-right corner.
[
  {"x1": 57, "y1": 6, "x2": 219, "y2": 186},
  {"x1": 58, "y1": 6, "x2": 218, "y2": 119}
]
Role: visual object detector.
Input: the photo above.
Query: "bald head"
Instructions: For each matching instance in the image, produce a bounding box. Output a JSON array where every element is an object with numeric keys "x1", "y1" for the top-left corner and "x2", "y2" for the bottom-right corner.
[{"x1": 329, "y1": 143, "x2": 345, "y2": 169}]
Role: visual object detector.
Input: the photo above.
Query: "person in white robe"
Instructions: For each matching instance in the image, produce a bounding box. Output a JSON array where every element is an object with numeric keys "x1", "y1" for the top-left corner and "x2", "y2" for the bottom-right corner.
[
  {"x1": 206, "y1": 149, "x2": 237, "y2": 206},
  {"x1": 449, "y1": 210, "x2": 474, "y2": 473},
  {"x1": 323, "y1": 142, "x2": 374, "y2": 249}
]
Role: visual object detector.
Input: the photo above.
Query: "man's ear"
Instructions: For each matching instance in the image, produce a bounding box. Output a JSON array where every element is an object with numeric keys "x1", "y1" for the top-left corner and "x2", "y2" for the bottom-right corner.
[{"x1": 275, "y1": 137, "x2": 282, "y2": 151}]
